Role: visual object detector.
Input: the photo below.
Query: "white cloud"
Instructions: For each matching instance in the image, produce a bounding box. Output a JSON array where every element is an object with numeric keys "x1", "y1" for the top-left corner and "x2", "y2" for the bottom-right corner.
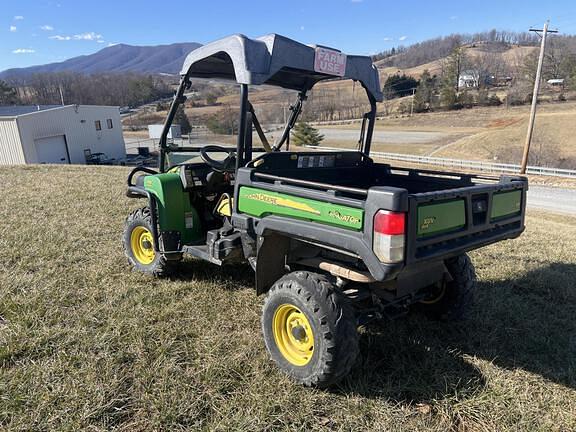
[
  {"x1": 49, "y1": 31, "x2": 103, "y2": 41},
  {"x1": 9, "y1": 25, "x2": 17, "y2": 32},
  {"x1": 300, "y1": 25, "x2": 305, "y2": 31},
  {"x1": 399, "y1": 35, "x2": 408, "y2": 41},
  {"x1": 14, "y1": 15, "x2": 24, "y2": 20},
  {"x1": 13, "y1": 48, "x2": 35, "y2": 54},
  {"x1": 40, "y1": 25, "x2": 54, "y2": 31},
  {"x1": 97, "y1": 40, "x2": 105, "y2": 43},
  {"x1": 50, "y1": 35, "x2": 71, "y2": 40},
  {"x1": 383, "y1": 37, "x2": 392, "y2": 41},
  {"x1": 73, "y1": 31, "x2": 103, "y2": 41}
]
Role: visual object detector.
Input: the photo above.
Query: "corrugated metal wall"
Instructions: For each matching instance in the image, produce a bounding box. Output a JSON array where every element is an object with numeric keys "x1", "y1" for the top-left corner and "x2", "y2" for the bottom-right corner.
[
  {"x1": 17, "y1": 105, "x2": 125, "y2": 164},
  {"x1": 0, "y1": 118, "x2": 25, "y2": 164}
]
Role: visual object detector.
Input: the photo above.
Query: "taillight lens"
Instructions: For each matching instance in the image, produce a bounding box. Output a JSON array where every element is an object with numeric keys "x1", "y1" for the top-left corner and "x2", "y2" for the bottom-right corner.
[{"x1": 373, "y1": 210, "x2": 405, "y2": 263}]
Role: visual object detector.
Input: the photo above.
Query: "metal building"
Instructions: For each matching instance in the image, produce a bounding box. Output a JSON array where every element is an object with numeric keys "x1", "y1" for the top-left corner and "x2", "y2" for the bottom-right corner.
[{"x1": 0, "y1": 105, "x2": 126, "y2": 165}]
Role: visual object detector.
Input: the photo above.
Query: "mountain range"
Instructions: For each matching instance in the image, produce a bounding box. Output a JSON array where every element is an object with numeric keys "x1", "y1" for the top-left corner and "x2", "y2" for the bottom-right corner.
[{"x1": 0, "y1": 42, "x2": 202, "y2": 79}]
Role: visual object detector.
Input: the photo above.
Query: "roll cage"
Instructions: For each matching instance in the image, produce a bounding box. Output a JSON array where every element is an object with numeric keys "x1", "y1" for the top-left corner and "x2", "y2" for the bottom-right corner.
[{"x1": 157, "y1": 33, "x2": 383, "y2": 173}]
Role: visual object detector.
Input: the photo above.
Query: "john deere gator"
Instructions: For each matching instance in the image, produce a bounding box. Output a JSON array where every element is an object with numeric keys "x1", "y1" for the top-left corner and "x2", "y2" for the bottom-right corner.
[{"x1": 123, "y1": 34, "x2": 528, "y2": 387}]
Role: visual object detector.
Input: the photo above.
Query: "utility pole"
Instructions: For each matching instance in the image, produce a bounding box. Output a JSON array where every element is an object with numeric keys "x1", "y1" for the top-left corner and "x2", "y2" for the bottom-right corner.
[
  {"x1": 520, "y1": 21, "x2": 558, "y2": 174},
  {"x1": 410, "y1": 87, "x2": 416, "y2": 117},
  {"x1": 58, "y1": 84, "x2": 65, "y2": 106}
]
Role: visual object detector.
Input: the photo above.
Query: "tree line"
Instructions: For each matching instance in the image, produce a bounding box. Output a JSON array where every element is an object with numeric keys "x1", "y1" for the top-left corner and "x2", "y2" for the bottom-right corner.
[
  {"x1": 2, "y1": 72, "x2": 173, "y2": 108},
  {"x1": 373, "y1": 30, "x2": 543, "y2": 68}
]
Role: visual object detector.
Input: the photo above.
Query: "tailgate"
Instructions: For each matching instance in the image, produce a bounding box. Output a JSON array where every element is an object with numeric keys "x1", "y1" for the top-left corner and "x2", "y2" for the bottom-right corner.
[{"x1": 405, "y1": 180, "x2": 527, "y2": 263}]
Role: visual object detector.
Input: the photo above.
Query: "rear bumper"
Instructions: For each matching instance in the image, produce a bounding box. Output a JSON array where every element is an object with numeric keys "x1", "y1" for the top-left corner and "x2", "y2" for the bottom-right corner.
[{"x1": 255, "y1": 216, "x2": 404, "y2": 282}]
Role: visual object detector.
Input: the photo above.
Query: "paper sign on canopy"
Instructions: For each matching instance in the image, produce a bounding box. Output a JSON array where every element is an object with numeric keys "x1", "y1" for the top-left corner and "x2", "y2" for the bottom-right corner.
[{"x1": 314, "y1": 47, "x2": 347, "y2": 77}]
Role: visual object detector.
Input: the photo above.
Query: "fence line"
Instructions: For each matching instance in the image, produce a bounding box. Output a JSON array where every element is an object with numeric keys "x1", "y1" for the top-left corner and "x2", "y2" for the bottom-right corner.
[{"x1": 306, "y1": 146, "x2": 576, "y2": 178}]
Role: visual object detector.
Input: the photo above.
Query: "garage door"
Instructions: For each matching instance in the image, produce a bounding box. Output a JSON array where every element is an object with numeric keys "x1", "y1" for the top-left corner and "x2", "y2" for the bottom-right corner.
[{"x1": 34, "y1": 135, "x2": 69, "y2": 164}]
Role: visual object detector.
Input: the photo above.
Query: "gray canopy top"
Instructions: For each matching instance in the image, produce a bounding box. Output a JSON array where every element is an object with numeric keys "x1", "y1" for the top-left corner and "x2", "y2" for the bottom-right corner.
[{"x1": 180, "y1": 33, "x2": 383, "y2": 102}]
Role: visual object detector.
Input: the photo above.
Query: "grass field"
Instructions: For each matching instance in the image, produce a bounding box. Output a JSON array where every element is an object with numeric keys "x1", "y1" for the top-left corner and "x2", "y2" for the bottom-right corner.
[
  {"x1": 1, "y1": 165, "x2": 575, "y2": 431},
  {"x1": 318, "y1": 102, "x2": 576, "y2": 166}
]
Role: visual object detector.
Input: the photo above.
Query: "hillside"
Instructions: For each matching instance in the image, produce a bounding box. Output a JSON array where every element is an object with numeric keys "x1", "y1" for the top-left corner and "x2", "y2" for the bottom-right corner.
[
  {"x1": 1, "y1": 165, "x2": 575, "y2": 430},
  {"x1": 0, "y1": 42, "x2": 202, "y2": 79},
  {"x1": 377, "y1": 44, "x2": 538, "y2": 80}
]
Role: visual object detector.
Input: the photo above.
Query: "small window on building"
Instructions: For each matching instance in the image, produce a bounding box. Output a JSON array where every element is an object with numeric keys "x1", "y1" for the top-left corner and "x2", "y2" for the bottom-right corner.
[
  {"x1": 106, "y1": 119, "x2": 113, "y2": 129},
  {"x1": 95, "y1": 120, "x2": 102, "y2": 131}
]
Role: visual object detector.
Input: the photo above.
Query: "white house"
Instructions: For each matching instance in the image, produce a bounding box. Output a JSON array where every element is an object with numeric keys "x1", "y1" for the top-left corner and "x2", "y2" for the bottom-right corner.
[
  {"x1": 0, "y1": 105, "x2": 126, "y2": 165},
  {"x1": 546, "y1": 78, "x2": 565, "y2": 87}
]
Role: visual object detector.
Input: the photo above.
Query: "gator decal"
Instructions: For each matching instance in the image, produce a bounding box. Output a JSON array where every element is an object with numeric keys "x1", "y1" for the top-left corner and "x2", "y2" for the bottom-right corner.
[
  {"x1": 328, "y1": 210, "x2": 361, "y2": 225},
  {"x1": 238, "y1": 186, "x2": 363, "y2": 230}
]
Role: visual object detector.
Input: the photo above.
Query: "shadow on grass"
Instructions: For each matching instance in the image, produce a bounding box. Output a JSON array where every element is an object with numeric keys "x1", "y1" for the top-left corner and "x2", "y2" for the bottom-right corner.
[
  {"x1": 167, "y1": 258, "x2": 254, "y2": 290},
  {"x1": 337, "y1": 262, "x2": 576, "y2": 403},
  {"x1": 167, "y1": 259, "x2": 575, "y2": 403}
]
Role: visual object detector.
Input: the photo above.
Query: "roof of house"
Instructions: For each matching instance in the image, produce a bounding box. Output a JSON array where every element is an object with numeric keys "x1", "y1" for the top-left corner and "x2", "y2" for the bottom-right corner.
[
  {"x1": 0, "y1": 105, "x2": 62, "y2": 117},
  {"x1": 180, "y1": 33, "x2": 383, "y2": 101}
]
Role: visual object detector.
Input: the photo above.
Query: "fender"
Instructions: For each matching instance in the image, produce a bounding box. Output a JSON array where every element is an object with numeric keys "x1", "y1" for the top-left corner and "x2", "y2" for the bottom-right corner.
[
  {"x1": 254, "y1": 215, "x2": 404, "y2": 294},
  {"x1": 126, "y1": 172, "x2": 203, "y2": 252}
]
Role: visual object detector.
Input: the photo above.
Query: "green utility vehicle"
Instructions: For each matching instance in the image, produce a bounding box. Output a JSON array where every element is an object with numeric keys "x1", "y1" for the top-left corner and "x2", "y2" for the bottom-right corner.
[{"x1": 123, "y1": 34, "x2": 527, "y2": 387}]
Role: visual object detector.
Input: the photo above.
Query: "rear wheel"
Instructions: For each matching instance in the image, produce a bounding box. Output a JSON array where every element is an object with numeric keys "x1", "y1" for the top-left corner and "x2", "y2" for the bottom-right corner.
[
  {"x1": 417, "y1": 254, "x2": 476, "y2": 321},
  {"x1": 123, "y1": 207, "x2": 180, "y2": 276},
  {"x1": 261, "y1": 271, "x2": 359, "y2": 388}
]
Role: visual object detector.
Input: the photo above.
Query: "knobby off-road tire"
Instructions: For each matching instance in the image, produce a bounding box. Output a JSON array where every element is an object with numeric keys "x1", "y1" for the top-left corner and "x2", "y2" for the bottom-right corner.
[
  {"x1": 261, "y1": 271, "x2": 359, "y2": 388},
  {"x1": 418, "y1": 253, "x2": 476, "y2": 321},
  {"x1": 123, "y1": 206, "x2": 181, "y2": 277}
]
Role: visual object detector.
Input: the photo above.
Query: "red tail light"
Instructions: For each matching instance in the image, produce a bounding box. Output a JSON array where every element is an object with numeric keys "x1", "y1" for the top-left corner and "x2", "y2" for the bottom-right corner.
[
  {"x1": 374, "y1": 211, "x2": 405, "y2": 235},
  {"x1": 373, "y1": 210, "x2": 405, "y2": 263}
]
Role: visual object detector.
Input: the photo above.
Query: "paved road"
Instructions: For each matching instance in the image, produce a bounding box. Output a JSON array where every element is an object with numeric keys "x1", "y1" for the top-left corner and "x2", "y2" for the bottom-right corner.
[
  {"x1": 318, "y1": 128, "x2": 450, "y2": 144},
  {"x1": 527, "y1": 185, "x2": 576, "y2": 215}
]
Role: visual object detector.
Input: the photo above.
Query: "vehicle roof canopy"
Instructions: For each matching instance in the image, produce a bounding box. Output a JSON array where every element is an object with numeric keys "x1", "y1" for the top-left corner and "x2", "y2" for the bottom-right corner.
[{"x1": 180, "y1": 33, "x2": 383, "y2": 102}]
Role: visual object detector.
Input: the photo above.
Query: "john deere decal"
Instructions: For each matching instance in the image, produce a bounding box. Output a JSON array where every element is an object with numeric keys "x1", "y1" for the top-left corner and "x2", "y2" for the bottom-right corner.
[
  {"x1": 238, "y1": 187, "x2": 364, "y2": 230},
  {"x1": 246, "y1": 192, "x2": 321, "y2": 215}
]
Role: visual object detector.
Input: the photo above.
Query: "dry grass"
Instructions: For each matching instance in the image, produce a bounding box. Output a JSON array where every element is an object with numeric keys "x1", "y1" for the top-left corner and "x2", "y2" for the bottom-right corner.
[
  {"x1": 1, "y1": 165, "x2": 575, "y2": 431},
  {"x1": 433, "y1": 108, "x2": 576, "y2": 164}
]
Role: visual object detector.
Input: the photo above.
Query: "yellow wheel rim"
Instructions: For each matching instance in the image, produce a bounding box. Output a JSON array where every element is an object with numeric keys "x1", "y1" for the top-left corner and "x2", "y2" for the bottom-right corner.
[
  {"x1": 130, "y1": 226, "x2": 155, "y2": 265},
  {"x1": 272, "y1": 304, "x2": 314, "y2": 366},
  {"x1": 420, "y1": 283, "x2": 446, "y2": 304}
]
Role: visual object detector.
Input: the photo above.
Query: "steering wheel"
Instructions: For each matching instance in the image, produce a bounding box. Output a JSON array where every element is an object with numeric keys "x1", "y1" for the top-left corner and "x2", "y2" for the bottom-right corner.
[{"x1": 200, "y1": 145, "x2": 236, "y2": 173}]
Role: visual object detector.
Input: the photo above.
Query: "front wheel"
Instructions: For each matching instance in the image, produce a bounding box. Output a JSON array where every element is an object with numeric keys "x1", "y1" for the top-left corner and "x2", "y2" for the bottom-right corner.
[
  {"x1": 122, "y1": 206, "x2": 180, "y2": 276},
  {"x1": 261, "y1": 271, "x2": 359, "y2": 388}
]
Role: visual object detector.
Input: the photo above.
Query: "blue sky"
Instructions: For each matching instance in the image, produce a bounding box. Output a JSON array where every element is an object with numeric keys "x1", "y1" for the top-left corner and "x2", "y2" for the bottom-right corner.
[{"x1": 2, "y1": 0, "x2": 576, "y2": 72}]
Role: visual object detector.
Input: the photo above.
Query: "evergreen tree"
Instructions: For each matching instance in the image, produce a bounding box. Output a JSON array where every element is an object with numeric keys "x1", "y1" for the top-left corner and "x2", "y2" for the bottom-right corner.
[
  {"x1": 440, "y1": 86, "x2": 458, "y2": 110},
  {"x1": 174, "y1": 105, "x2": 192, "y2": 134},
  {"x1": 440, "y1": 47, "x2": 466, "y2": 109},
  {"x1": 413, "y1": 69, "x2": 434, "y2": 112},
  {"x1": 291, "y1": 122, "x2": 324, "y2": 146},
  {"x1": 0, "y1": 80, "x2": 18, "y2": 105}
]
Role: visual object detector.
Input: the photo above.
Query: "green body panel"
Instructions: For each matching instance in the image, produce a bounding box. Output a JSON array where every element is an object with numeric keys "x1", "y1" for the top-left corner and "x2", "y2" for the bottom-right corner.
[
  {"x1": 144, "y1": 173, "x2": 202, "y2": 244},
  {"x1": 491, "y1": 190, "x2": 522, "y2": 220},
  {"x1": 417, "y1": 199, "x2": 466, "y2": 237},
  {"x1": 237, "y1": 186, "x2": 364, "y2": 230}
]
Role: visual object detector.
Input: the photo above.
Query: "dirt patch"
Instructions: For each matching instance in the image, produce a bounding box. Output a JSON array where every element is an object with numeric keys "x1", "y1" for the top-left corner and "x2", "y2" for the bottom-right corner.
[{"x1": 487, "y1": 117, "x2": 523, "y2": 128}]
